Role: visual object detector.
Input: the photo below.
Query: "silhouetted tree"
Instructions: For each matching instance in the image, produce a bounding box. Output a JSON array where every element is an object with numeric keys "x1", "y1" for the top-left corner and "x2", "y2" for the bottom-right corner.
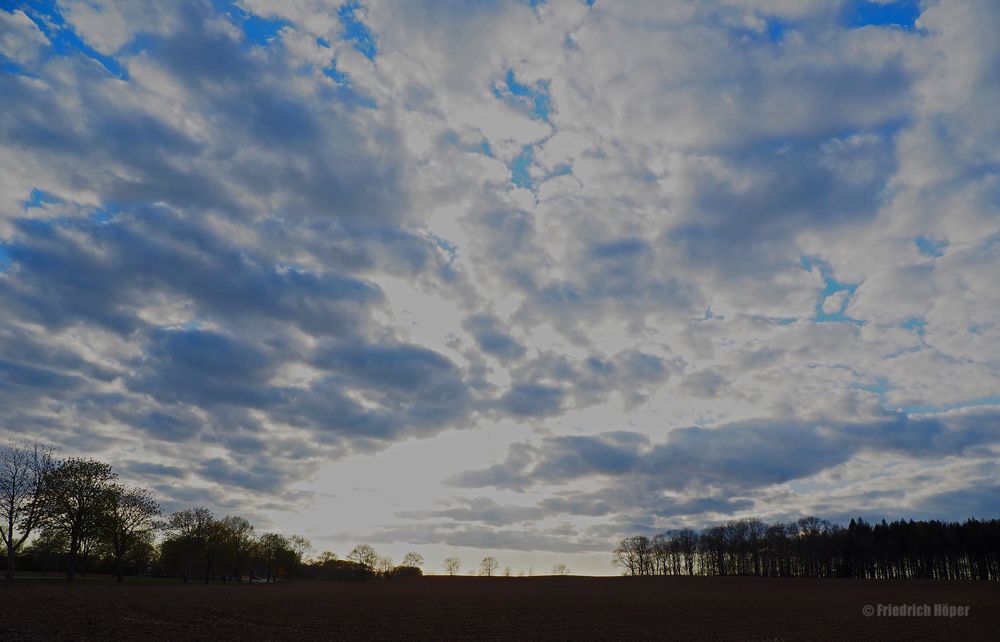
[
  {"x1": 479, "y1": 556, "x2": 499, "y2": 576},
  {"x1": 613, "y1": 535, "x2": 653, "y2": 576},
  {"x1": 551, "y1": 563, "x2": 569, "y2": 576},
  {"x1": 401, "y1": 551, "x2": 424, "y2": 569},
  {"x1": 286, "y1": 535, "x2": 312, "y2": 580},
  {"x1": 163, "y1": 507, "x2": 215, "y2": 583},
  {"x1": 615, "y1": 516, "x2": 1000, "y2": 581},
  {"x1": 0, "y1": 441, "x2": 54, "y2": 580},
  {"x1": 40, "y1": 458, "x2": 116, "y2": 581},
  {"x1": 102, "y1": 485, "x2": 160, "y2": 582},
  {"x1": 375, "y1": 555, "x2": 394, "y2": 577},
  {"x1": 218, "y1": 515, "x2": 255, "y2": 583},
  {"x1": 347, "y1": 543, "x2": 378, "y2": 572},
  {"x1": 258, "y1": 533, "x2": 291, "y2": 582},
  {"x1": 23, "y1": 526, "x2": 68, "y2": 576},
  {"x1": 443, "y1": 556, "x2": 461, "y2": 576}
]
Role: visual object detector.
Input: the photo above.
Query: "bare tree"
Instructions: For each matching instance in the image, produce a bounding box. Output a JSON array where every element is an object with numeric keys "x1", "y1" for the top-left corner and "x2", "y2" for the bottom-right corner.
[
  {"x1": 347, "y1": 543, "x2": 378, "y2": 571},
  {"x1": 613, "y1": 535, "x2": 653, "y2": 576},
  {"x1": 551, "y1": 563, "x2": 569, "y2": 576},
  {"x1": 0, "y1": 441, "x2": 54, "y2": 580},
  {"x1": 503, "y1": 566, "x2": 512, "y2": 577},
  {"x1": 375, "y1": 555, "x2": 394, "y2": 576},
  {"x1": 442, "y1": 556, "x2": 461, "y2": 576},
  {"x1": 479, "y1": 556, "x2": 499, "y2": 576},
  {"x1": 40, "y1": 457, "x2": 116, "y2": 581},
  {"x1": 103, "y1": 485, "x2": 161, "y2": 582},
  {"x1": 401, "y1": 551, "x2": 424, "y2": 569}
]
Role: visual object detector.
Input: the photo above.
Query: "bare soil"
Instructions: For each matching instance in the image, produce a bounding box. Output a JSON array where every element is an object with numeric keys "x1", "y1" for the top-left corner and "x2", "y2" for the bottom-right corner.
[{"x1": 1, "y1": 575, "x2": 998, "y2": 640}]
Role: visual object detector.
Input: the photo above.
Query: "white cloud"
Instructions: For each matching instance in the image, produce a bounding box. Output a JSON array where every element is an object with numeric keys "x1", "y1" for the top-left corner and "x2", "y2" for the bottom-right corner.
[{"x1": 1, "y1": 0, "x2": 999, "y2": 575}]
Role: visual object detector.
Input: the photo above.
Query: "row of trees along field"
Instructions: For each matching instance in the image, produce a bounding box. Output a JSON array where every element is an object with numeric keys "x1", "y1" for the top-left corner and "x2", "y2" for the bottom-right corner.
[
  {"x1": 2, "y1": 441, "x2": 570, "y2": 584},
  {"x1": 0, "y1": 441, "x2": 319, "y2": 583},
  {"x1": 614, "y1": 516, "x2": 1000, "y2": 580}
]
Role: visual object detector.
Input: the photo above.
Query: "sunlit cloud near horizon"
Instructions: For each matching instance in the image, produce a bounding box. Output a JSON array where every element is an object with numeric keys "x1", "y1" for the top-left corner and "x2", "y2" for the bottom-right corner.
[{"x1": 1, "y1": 0, "x2": 999, "y2": 575}]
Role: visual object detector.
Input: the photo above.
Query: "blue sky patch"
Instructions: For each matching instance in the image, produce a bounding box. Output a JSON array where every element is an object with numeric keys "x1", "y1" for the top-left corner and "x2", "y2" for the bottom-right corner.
[
  {"x1": 915, "y1": 235, "x2": 948, "y2": 258},
  {"x1": 511, "y1": 145, "x2": 535, "y2": 189},
  {"x1": 1, "y1": 52, "x2": 31, "y2": 77},
  {"x1": 15, "y1": 0, "x2": 128, "y2": 79},
  {"x1": 802, "y1": 255, "x2": 862, "y2": 324},
  {"x1": 547, "y1": 163, "x2": 572, "y2": 179},
  {"x1": 900, "y1": 395, "x2": 1000, "y2": 415},
  {"x1": 240, "y1": 13, "x2": 288, "y2": 47},
  {"x1": 766, "y1": 17, "x2": 789, "y2": 43},
  {"x1": 496, "y1": 70, "x2": 551, "y2": 122},
  {"x1": 846, "y1": 0, "x2": 921, "y2": 31},
  {"x1": 322, "y1": 59, "x2": 376, "y2": 109},
  {"x1": 902, "y1": 317, "x2": 926, "y2": 335},
  {"x1": 727, "y1": 15, "x2": 791, "y2": 45},
  {"x1": 338, "y1": 2, "x2": 378, "y2": 60},
  {"x1": 23, "y1": 188, "x2": 62, "y2": 210},
  {"x1": 90, "y1": 204, "x2": 119, "y2": 226},
  {"x1": 323, "y1": 59, "x2": 349, "y2": 84},
  {"x1": 857, "y1": 377, "x2": 890, "y2": 398},
  {"x1": 214, "y1": 1, "x2": 290, "y2": 48}
]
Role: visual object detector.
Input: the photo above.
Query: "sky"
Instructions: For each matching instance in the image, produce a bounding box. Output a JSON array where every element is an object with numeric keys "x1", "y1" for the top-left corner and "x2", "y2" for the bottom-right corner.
[{"x1": 0, "y1": 0, "x2": 998, "y2": 576}]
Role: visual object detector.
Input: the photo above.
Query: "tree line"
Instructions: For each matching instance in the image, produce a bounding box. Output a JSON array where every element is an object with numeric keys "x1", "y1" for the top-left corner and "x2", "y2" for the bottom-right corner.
[
  {"x1": 614, "y1": 515, "x2": 1000, "y2": 580},
  {"x1": 0, "y1": 441, "x2": 324, "y2": 582},
  {"x1": 4, "y1": 441, "x2": 575, "y2": 583}
]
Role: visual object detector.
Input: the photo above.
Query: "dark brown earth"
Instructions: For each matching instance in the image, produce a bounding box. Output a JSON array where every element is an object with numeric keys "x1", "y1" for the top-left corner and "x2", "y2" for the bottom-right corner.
[{"x1": 2, "y1": 575, "x2": 998, "y2": 640}]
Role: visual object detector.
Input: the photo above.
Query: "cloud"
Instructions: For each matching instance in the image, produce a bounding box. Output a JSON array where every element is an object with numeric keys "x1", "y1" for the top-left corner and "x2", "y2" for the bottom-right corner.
[
  {"x1": 463, "y1": 314, "x2": 526, "y2": 360},
  {"x1": 396, "y1": 497, "x2": 545, "y2": 526},
  {"x1": 450, "y1": 409, "x2": 1000, "y2": 523},
  {"x1": 343, "y1": 522, "x2": 608, "y2": 554},
  {"x1": 2, "y1": 0, "x2": 1000, "y2": 569}
]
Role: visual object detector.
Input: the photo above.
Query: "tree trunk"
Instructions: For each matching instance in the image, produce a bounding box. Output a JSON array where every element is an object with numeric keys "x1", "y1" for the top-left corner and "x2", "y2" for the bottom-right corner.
[
  {"x1": 67, "y1": 539, "x2": 78, "y2": 582},
  {"x1": 5, "y1": 513, "x2": 15, "y2": 581},
  {"x1": 5, "y1": 541, "x2": 14, "y2": 581}
]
